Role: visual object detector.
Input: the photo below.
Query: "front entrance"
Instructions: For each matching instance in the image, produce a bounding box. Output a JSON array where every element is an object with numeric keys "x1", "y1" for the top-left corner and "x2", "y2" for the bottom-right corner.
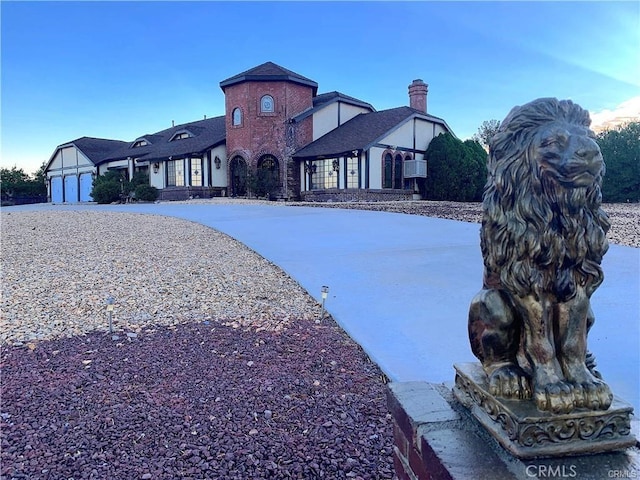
[
  {"x1": 256, "y1": 155, "x2": 280, "y2": 198},
  {"x1": 230, "y1": 156, "x2": 247, "y2": 196}
]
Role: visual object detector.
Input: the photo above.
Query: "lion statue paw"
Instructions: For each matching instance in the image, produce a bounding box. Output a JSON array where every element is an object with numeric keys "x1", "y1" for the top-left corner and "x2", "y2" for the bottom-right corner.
[
  {"x1": 534, "y1": 381, "x2": 576, "y2": 414},
  {"x1": 487, "y1": 363, "x2": 532, "y2": 400},
  {"x1": 565, "y1": 364, "x2": 613, "y2": 410}
]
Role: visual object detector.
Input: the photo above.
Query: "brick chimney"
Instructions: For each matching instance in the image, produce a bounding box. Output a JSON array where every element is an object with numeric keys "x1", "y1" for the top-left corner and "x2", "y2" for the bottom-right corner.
[{"x1": 408, "y1": 79, "x2": 428, "y2": 113}]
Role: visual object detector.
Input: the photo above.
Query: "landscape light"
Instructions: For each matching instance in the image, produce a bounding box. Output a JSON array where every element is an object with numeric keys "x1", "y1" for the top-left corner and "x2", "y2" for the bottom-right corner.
[
  {"x1": 106, "y1": 296, "x2": 115, "y2": 334},
  {"x1": 319, "y1": 286, "x2": 329, "y2": 323}
]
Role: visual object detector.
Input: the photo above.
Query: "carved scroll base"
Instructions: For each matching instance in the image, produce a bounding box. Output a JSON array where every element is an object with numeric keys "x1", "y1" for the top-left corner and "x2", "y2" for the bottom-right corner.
[{"x1": 453, "y1": 362, "x2": 636, "y2": 459}]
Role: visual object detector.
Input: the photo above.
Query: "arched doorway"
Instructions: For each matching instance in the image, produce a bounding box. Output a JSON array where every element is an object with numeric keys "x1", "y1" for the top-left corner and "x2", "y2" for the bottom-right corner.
[
  {"x1": 256, "y1": 155, "x2": 280, "y2": 197},
  {"x1": 230, "y1": 156, "x2": 247, "y2": 196}
]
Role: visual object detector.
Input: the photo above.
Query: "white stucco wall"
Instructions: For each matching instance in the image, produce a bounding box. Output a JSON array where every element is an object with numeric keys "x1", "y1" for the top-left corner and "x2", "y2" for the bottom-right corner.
[
  {"x1": 313, "y1": 102, "x2": 371, "y2": 140},
  {"x1": 413, "y1": 120, "x2": 435, "y2": 160},
  {"x1": 209, "y1": 146, "x2": 228, "y2": 187},
  {"x1": 378, "y1": 118, "x2": 447, "y2": 162},
  {"x1": 368, "y1": 147, "x2": 384, "y2": 189},
  {"x1": 340, "y1": 104, "x2": 370, "y2": 125},
  {"x1": 149, "y1": 162, "x2": 164, "y2": 189},
  {"x1": 46, "y1": 146, "x2": 95, "y2": 179},
  {"x1": 379, "y1": 121, "x2": 415, "y2": 151},
  {"x1": 434, "y1": 124, "x2": 447, "y2": 137},
  {"x1": 313, "y1": 103, "x2": 339, "y2": 140},
  {"x1": 47, "y1": 150, "x2": 64, "y2": 173}
]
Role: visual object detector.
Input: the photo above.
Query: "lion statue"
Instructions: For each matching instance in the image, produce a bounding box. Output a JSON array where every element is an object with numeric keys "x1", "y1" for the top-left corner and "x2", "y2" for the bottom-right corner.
[{"x1": 468, "y1": 97, "x2": 613, "y2": 414}]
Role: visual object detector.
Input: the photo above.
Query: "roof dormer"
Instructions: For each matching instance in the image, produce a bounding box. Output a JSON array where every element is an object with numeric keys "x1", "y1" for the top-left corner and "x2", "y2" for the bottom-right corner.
[
  {"x1": 169, "y1": 130, "x2": 194, "y2": 141},
  {"x1": 131, "y1": 138, "x2": 151, "y2": 148}
]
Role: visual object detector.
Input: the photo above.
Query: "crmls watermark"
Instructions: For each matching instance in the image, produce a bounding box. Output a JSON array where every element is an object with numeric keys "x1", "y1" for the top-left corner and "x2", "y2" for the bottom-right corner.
[
  {"x1": 608, "y1": 470, "x2": 639, "y2": 479},
  {"x1": 525, "y1": 465, "x2": 578, "y2": 478}
]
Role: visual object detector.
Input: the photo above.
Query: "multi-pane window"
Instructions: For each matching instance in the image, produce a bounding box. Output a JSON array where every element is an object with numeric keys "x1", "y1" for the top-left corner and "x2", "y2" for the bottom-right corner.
[
  {"x1": 394, "y1": 154, "x2": 403, "y2": 189},
  {"x1": 383, "y1": 152, "x2": 404, "y2": 189},
  {"x1": 383, "y1": 153, "x2": 393, "y2": 188},
  {"x1": 167, "y1": 159, "x2": 185, "y2": 187},
  {"x1": 310, "y1": 159, "x2": 337, "y2": 190},
  {"x1": 190, "y1": 158, "x2": 202, "y2": 186},
  {"x1": 346, "y1": 157, "x2": 359, "y2": 188}
]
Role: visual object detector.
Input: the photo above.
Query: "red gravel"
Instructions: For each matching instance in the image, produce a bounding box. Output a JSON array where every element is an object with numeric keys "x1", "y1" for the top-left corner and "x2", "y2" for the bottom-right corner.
[{"x1": 1, "y1": 319, "x2": 395, "y2": 479}]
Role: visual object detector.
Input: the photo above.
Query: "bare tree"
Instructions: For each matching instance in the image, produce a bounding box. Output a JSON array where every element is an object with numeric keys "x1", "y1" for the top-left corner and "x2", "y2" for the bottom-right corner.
[{"x1": 472, "y1": 119, "x2": 501, "y2": 150}]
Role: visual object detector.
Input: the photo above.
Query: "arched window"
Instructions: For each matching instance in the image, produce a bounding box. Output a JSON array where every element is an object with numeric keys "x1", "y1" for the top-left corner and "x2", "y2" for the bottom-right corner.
[
  {"x1": 230, "y1": 156, "x2": 248, "y2": 196},
  {"x1": 257, "y1": 155, "x2": 280, "y2": 195},
  {"x1": 232, "y1": 108, "x2": 242, "y2": 126},
  {"x1": 394, "y1": 154, "x2": 403, "y2": 189},
  {"x1": 260, "y1": 95, "x2": 274, "y2": 113},
  {"x1": 383, "y1": 153, "x2": 393, "y2": 189}
]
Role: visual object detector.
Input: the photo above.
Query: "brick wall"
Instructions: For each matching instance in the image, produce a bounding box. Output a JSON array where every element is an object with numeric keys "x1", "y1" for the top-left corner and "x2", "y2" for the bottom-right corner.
[
  {"x1": 301, "y1": 189, "x2": 414, "y2": 202},
  {"x1": 387, "y1": 382, "x2": 461, "y2": 480},
  {"x1": 386, "y1": 381, "x2": 608, "y2": 480},
  {"x1": 158, "y1": 186, "x2": 225, "y2": 201},
  {"x1": 224, "y1": 81, "x2": 313, "y2": 166},
  {"x1": 224, "y1": 80, "x2": 314, "y2": 199}
]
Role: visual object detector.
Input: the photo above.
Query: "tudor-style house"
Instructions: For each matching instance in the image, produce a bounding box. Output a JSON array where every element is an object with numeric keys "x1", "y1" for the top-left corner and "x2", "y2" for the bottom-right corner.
[{"x1": 44, "y1": 62, "x2": 454, "y2": 202}]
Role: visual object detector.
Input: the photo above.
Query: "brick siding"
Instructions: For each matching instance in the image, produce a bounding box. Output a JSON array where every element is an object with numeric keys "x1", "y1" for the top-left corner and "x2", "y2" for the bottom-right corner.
[
  {"x1": 301, "y1": 189, "x2": 414, "y2": 202},
  {"x1": 224, "y1": 81, "x2": 314, "y2": 199}
]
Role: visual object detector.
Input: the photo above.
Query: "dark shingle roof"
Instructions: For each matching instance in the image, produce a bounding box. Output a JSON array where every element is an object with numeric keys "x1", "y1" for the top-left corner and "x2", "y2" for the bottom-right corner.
[
  {"x1": 66, "y1": 137, "x2": 129, "y2": 164},
  {"x1": 292, "y1": 91, "x2": 375, "y2": 123},
  {"x1": 313, "y1": 91, "x2": 374, "y2": 110},
  {"x1": 102, "y1": 116, "x2": 226, "y2": 164},
  {"x1": 219, "y1": 61, "x2": 318, "y2": 95},
  {"x1": 293, "y1": 107, "x2": 452, "y2": 160}
]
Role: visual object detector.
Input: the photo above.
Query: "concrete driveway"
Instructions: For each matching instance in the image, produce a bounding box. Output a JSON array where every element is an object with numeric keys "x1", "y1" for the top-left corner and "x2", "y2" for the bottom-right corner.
[{"x1": 7, "y1": 202, "x2": 639, "y2": 412}]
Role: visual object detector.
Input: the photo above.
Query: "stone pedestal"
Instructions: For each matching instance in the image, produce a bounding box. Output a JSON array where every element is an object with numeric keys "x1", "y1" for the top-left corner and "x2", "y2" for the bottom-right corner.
[
  {"x1": 453, "y1": 363, "x2": 636, "y2": 459},
  {"x1": 387, "y1": 380, "x2": 639, "y2": 480}
]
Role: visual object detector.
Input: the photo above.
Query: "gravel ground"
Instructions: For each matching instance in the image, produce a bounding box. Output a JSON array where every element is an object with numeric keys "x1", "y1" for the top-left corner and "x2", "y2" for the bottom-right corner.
[
  {"x1": 1, "y1": 211, "x2": 320, "y2": 345},
  {"x1": 1, "y1": 210, "x2": 394, "y2": 479},
  {"x1": 1, "y1": 201, "x2": 637, "y2": 480},
  {"x1": 1, "y1": 320, "x2": 393, "y2": 480}
]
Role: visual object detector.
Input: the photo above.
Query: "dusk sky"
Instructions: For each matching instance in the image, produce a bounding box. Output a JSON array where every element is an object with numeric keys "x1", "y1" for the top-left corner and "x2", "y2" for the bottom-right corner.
[{"x1": 2, "y1": 1, "x2": 639, "y2": 174}]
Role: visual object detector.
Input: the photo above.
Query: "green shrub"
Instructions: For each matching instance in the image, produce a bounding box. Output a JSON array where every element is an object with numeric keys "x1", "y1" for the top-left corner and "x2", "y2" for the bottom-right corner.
[
  {"x1": 135, "y1": 184, "x2": 159, "y2": 202},
  {"x1": 91, "y1": 180, "x2": 121, "y2": 204},
  {"x1": 424, "y1": 133, "x2": 487, "y2": 202},
  {"x1": 599, "y1": 122, "x2": 640, "y2": 203},
  {"x1": 247, "y1": 168, "x2": 279, "y2": 198}
]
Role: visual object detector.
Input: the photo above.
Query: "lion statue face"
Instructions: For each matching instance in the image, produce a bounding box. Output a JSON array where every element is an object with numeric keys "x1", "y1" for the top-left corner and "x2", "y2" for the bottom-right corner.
[
  {"x1": 481, "y1": 98, "x2": 610, "y2": 301},
  {"x1": 533, "y1": 121, "x2": 604, "y2": 189}
]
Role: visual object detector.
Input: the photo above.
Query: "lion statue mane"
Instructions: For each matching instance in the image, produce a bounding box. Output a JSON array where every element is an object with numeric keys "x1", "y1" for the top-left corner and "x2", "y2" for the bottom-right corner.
[{"x1": 468, "y1": 97, "x2": 613, "y2": 414}]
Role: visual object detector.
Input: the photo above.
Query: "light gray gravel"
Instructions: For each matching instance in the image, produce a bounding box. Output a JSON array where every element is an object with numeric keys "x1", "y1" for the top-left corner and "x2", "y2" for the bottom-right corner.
[{"x1": 1, "y1": 210, "x2": 319, "y2": 345}]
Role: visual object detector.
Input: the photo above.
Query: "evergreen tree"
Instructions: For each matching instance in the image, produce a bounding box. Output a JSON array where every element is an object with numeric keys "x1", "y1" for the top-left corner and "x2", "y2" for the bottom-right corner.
[
  {"x1": 598, "y1": 122, "x2": 640, "y2": 203},
  {"x1": 425, "y1": 133, "x2": 487, "y2": 202}
]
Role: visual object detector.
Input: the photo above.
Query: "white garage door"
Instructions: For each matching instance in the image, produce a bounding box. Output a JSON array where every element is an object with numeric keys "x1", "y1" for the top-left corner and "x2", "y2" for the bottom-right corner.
[
  {"x1": 79, "y1": 173, "x2": 93, "y2": 202},
  {"x1": 51, "y1": 177, "x2": 63, "y2": 203},
  {"x1": 64, "y1": 175, "x2": 78, "y2": 203}
]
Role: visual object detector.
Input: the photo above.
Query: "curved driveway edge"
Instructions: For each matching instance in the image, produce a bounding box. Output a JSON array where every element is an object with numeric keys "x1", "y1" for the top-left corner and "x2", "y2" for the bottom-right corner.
[{"x1": 5, "y1": 202, "x2": 639, "y2": 412}]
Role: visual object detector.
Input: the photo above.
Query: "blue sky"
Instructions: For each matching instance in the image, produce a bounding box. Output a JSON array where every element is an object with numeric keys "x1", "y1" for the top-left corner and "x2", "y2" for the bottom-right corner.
[{"x1": 2, "y1": 1, "x2": 639, "y2": 174}]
